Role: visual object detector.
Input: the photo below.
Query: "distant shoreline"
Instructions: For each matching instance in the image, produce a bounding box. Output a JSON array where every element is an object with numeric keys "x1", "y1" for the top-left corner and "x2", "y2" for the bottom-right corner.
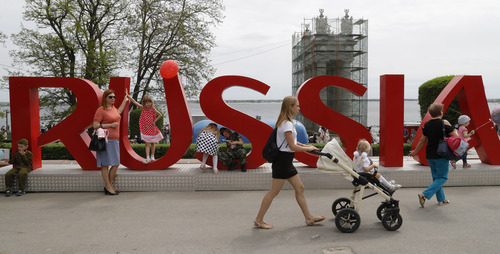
[
  {"x1": 183, "y1": 98, "x2": 500, "y2": 104},
  {"x1": 0, "y1": 98, "x2": 498, "y2": 105}
]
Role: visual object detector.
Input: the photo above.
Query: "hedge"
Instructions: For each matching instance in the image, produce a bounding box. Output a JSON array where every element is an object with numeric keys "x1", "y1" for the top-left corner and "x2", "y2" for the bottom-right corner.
[
  {"x1": 0, "y1": 142, "x2": 413, "y2": 160},
  {"x1": 418, "y1": 75, "x2": 461, "y2": 126}
]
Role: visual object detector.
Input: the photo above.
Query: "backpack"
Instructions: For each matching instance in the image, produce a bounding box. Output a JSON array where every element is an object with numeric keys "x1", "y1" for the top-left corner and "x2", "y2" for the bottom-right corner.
[
  {"x1": 262, "y1": 128, "x2": 287, "y2": 163},
  {"x1": 445, "y1": 136, "x2": 469, "y2": 156}
]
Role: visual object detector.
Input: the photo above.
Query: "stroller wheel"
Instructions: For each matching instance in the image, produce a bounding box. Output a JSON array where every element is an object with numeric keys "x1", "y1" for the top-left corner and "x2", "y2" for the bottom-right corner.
[
  {"x1": 376, "y1": 203, "x2": 391, "y2": 221},
  {"x1": 332, "y1": 198, "x2": 353, "y2": 216},
  {"x1": 381, "y1": 213, "x2": 403, "y2": 231},
  {"x1": 335, "y1": 208, "x2": 361, "y2": 233}
]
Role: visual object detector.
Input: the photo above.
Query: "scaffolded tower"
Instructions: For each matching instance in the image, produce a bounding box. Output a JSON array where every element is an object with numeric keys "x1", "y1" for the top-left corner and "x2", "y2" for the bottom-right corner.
[{"x1": 292, "y1": 9, "x2": 368, "y2": 130}]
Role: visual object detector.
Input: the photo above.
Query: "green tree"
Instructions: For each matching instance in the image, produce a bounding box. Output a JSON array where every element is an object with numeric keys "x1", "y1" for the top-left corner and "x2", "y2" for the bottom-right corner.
[
  {"x1": 5, "y1": 0, "x2": 225, "y2": 125},
  {"x1": 8, "y1": 0, "x2": 128, "y2": 122},
  {"x1": 418, "y1": 75, "x2": 461, "y2": 125},
  {"x1": 124, "y1": 0, "x2": 224, "y2": 109}
]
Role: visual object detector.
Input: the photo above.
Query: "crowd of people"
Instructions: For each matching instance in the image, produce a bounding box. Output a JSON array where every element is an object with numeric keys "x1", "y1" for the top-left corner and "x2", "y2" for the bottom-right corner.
[{"x1": 307, "y1": 126, "x2": 331, "y2": 143}]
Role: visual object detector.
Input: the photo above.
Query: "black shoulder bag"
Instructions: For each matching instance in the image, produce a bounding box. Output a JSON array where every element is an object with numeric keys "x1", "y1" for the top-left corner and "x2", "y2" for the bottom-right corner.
[
  {"x1": 436, "y1": 120, "x2": 455, "y2": 160},
  {"x1": 88, "y1": 124, "x2": 107, "y2": 151}
]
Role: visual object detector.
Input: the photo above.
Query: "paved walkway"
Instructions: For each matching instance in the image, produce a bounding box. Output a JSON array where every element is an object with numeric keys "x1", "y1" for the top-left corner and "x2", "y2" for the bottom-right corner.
[
  {"x1": 1, "y1": 148, "x2": 500, "y2": 253},
  {"x1": 1, "y1": 187, "x2": 500, "y2": 253}
]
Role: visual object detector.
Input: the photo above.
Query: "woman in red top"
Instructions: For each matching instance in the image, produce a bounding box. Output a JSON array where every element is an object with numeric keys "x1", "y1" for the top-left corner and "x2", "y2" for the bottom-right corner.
[
  {"x1": 93, "y1": 89, "x2": 128, "y2": 195},
  {"x1": 127, "y1": 94, "x2": 163, "y2": 164}
]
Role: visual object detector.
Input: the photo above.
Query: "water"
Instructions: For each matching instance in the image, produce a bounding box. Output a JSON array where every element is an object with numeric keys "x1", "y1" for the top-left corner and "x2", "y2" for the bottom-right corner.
[
  {"x1": 1, "y1": 100, "x2": 499, "y2": 131},
  {"x1": 171, "y1": 100, "x2": 500, "y2": 128}
]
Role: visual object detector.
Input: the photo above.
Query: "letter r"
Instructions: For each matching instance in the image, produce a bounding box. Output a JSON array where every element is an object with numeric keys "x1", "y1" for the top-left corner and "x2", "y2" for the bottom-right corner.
[{"x1": 9, "y1": 77, "x2": 102, "y2": 170}]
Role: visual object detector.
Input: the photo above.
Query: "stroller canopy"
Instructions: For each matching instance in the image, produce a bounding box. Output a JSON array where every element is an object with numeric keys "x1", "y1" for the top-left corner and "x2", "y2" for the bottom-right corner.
[{"x1": 316, "y1": 139, "x2": 356, "y2": 181}]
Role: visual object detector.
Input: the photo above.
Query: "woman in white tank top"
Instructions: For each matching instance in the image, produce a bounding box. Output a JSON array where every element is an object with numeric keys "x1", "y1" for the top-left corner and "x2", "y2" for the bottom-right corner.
[{"x1": 254, "y1": 96, "x2": 325, "y2": 229}]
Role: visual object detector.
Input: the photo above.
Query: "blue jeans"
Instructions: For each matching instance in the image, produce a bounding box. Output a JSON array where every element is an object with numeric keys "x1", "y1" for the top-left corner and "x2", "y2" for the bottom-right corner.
[
  {"x1": 423, "y1": 158, "x2": 449, "y2": 202},
  {"x1": 454, "y1": 151, "x2": 468, "y2": 164}
]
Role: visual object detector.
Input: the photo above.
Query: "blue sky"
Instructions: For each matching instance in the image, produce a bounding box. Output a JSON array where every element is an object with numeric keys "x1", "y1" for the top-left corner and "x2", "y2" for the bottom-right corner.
[{"x1": 1, "y1": 0, "x2": 500, "y2": 101}]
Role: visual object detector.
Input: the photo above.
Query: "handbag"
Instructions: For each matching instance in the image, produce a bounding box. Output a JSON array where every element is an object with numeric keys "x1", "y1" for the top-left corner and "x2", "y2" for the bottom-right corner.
[
  {"x1": 88, "y1": 124, "x2": 108, "y2": 151},
  {"x1": 262, "y1": 128, "x2": 287, "y2": 162},
  {"x1": 436, "y1": 120, "x2": 456, "y2": 160}
]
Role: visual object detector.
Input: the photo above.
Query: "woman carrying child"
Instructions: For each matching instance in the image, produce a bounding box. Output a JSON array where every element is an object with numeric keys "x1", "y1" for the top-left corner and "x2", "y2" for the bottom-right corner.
[
  {"x1": 354, "y1": 139, "x2": 402, "y2": 192},
  {"x1": 127, "y1": 93, "x2": 163, "y2": 164},
  {"x1": 196, "y1": 123, "x2": 220, "y2": 174}
]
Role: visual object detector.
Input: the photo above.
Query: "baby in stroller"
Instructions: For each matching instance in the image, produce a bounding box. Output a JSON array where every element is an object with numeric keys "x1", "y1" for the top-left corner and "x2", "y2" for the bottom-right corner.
[
  {"x1": 315, "y1": 138, "x2": 404, "y2": 232},
  {"x1": 354, "y1": 139, "x2": 402, "y2": 193}
]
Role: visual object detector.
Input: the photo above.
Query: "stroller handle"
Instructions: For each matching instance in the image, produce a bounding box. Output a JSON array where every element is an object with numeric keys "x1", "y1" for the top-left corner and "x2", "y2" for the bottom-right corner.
[{"x1": 308, "y1": 150, "x2": 335, "y2": 161}]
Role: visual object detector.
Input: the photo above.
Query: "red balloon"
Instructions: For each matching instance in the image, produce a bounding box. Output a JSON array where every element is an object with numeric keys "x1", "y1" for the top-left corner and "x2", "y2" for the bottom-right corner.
[{"x1": 160, "y1": 60, "x2": 179, "y2": 79}]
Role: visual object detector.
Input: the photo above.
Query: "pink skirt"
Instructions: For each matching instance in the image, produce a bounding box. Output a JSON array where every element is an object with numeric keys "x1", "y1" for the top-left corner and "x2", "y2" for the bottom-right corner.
[{"x1": 141, "y1": 132, "x2": 164, "y2": 143}]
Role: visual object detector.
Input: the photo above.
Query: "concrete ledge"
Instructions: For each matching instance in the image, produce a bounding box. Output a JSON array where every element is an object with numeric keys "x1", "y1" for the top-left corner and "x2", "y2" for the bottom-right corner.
[{"x1": 1, "y1": 155, "x2": 499, "y2": 192}]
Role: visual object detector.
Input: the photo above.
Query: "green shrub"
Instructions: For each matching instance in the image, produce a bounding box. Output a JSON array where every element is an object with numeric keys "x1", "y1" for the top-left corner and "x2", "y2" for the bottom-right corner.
[
  {"x1": 5, "y1": 142, "x2": 413, "y2": 160},
  {"x1": 41, "y1": 143, "x2": 75, "y2": 159},
  {"x1": 370, "y1": 143, "x2": 412, "y2": 156},
  {"x1": 418, "y1": 75, "x2": 461, "y2": 126},
  {"x1": 130, "y1": 143, "x2": 197, "y2": 159}
]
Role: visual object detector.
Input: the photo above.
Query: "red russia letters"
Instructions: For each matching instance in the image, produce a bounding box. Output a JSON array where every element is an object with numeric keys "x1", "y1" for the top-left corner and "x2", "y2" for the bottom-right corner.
[{"x1": 8, "y1": 74, "x2": 500, "y2": 170}]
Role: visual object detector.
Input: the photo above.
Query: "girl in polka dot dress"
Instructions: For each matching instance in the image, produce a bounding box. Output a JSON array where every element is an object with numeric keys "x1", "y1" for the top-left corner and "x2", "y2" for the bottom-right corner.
[{"x1": 127, "y1": 93, "x2": 164, "y2": 163}]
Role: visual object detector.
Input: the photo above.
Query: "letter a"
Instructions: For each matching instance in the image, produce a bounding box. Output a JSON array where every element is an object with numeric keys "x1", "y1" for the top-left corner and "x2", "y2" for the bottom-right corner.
[{"x1": 411, "y1": 75, "x2": 500, "y2": 165}]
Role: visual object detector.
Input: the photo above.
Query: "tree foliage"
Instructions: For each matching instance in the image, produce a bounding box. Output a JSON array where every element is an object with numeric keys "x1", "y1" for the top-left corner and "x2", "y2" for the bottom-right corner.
[
  {"x1": 124, "y1": 0, "x2": 224, "y2": 109},
  {"x1": 418, "y1": 75, "x2": 461, "y2": 125},
  {"x1": 0, "y1": 31, "x2": 6, "y2": 45},
  {"x1": 6, "y1": 0, "x2": 224, "y2": 124},
  {"x1": 8, "y1": 0, "x2": 128, "y2": 122}
]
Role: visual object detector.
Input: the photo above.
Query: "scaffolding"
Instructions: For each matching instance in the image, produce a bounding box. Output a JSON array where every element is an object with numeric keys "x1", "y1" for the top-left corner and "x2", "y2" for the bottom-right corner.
[{"x1": 292, "y1": 9, "x2": 368, "y2": 131}]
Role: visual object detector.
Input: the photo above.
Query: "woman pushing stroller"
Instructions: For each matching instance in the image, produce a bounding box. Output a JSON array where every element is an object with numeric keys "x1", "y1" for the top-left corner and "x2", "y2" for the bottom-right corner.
[{"x1": 254, "y1": 96, "x2": 325, "y2": 229}]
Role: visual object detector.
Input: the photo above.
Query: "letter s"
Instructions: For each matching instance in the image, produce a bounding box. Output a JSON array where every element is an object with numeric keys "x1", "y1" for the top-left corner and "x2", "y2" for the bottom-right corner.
[
  {"x1": 200, "y1": 76, "x2": 271, "y2": 169},
  {"x1": 297, "y1": 75, "x2": 371, "y2": 166}
]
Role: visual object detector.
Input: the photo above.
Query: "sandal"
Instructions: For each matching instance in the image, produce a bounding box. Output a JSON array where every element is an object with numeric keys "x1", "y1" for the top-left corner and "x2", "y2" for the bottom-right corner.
[
  {"x1": 463, "y1": 164, "x2": 471, "y2": 168},
  {"x1": 450, "y1": 161, "x2": 456, "y2": 169},
  {"x1": 306, "y1": 216, "x2": 325, "y2": 226},
  {"x1": 254, "y1": 220, "x2": 274, "y2": 229},
  {"x1": 418, "y1": 193, "x2": 426, "y2": 208},
  {"x1": 438, "y1": 200, "x2": 450, "y2": 205}
]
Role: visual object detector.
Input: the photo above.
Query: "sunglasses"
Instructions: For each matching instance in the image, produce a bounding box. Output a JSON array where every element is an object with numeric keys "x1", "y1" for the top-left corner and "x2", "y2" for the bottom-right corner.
[{"x1": 108, "y1": 96, "x2": 116, "y2": 99}]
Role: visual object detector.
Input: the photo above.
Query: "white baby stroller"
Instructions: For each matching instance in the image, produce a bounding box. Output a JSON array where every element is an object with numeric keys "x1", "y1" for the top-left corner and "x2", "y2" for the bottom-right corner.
[{"x1": 313, "y1": 139, "x2": 403, "y2": 233}]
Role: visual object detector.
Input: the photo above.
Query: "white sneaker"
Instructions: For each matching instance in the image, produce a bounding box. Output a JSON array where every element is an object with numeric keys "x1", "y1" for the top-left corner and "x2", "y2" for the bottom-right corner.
[{"x1": 391, "y1": 184, "x2": 402, "y2": 191}]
